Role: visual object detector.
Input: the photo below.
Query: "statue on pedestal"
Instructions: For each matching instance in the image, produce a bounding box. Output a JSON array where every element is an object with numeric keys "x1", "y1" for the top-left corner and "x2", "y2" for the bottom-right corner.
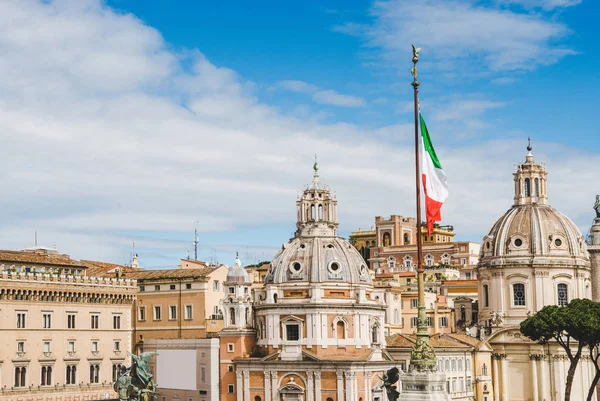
[
  {"x1": 114, "y1": 352, "x2": 158, "y2": 401},
  {"x1": 378, "y1": 367, "x2": 400, "y2": 401},
  {"x1": 594, "y1": 195, "x2": 600, "y2": 219}
]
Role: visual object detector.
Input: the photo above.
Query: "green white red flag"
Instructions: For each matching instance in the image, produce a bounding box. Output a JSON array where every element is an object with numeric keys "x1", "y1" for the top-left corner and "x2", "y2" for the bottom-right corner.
[{"x1": 419, "y1": 114, "x2": 448, "y2": 235}]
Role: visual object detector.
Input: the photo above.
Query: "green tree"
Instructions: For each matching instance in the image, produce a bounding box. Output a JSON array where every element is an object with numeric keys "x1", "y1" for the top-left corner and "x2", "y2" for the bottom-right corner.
[{"x1": 520, "y1": 299, "x2": 600, "y2": 401}]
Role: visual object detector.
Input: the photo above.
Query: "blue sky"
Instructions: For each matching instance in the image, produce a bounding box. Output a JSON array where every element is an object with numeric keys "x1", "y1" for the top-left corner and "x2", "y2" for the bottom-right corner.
[{"x1": 0, "y1": 0, "x2": 598, "y2": 268}]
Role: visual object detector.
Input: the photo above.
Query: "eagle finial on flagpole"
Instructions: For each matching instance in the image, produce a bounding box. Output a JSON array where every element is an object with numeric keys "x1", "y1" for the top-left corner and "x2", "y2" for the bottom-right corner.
[{"x1": 411, "y1": 45, "x2": 421, "y2": 87}]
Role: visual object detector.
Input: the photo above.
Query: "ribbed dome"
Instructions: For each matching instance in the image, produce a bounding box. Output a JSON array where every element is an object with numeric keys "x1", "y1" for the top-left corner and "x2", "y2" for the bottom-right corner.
[
  {"x1": 265, "y1": 236, "x2": 371, "y2": 284},
  {"x1": 226, "y1": 256, "x2": 250, "y2": 284},
  {"x1": 480, "y1": 204, "x2": 589, "y2": 268}
]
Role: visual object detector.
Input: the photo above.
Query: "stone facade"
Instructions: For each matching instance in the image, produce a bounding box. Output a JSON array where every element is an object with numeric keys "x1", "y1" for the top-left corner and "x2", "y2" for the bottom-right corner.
[{"x1": 0, "y1": 248, "x2": 136, "y2": 401}]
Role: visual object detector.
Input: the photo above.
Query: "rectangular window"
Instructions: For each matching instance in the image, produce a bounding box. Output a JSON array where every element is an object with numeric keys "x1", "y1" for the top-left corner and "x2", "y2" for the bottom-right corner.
[
  {"x1": 227, "y1": 344, "x2": 234, "y2": 352},
  {"x1": 186, "y1": 283, "x2": 192, "y2": 289},
  {"x1": 286, "y1": 324, "x2": 300, "y2": 341},
  {"x1": 465, "y1": 272, "x2": 472, "y2": 280},
  {"x1": 16, "y1": 312, "x2": 26, "y2": 328},
  {"x1": 42, "y1": 313, "x2": 52, "y2": 329},
  {"x1": 169, "y1": 305, "x2": 177, "y2": 320},
  {"x1": 411, "y1": 317, "x2": 418, "y2": 327},
  {"x1": 113, "y1": 315, "x2": 121, "y2": 329},
  {"x1": 228, "y1": 287, "x2": 235, "y2": 294},
  {"x1": 228, "y1": 384, "x2": 235, "y2": 394},
  {"x1": 68, "y1": 341, "x2": 75, "y2": 353},
  {"x1": 483, "y1": 284, "x2": 489, "y2": 307},
  {"x1": 185, "y1": 305, "x2": 193, "y2": 320},
  {"x1": 91, "y1": 315, "x2": 99, "y2": 329},
  {"x1": 154, "y1": 285, "x2": 160, "y2": 291},
  {"x1": 513, "y1": 283, "x2": 526, "y2": 306},
  {"x1": 426, "y1": 317, "x2": 433, "y2": 326},
  {"x1": 17, "y1": 341, "x2": 25, "y2": 352},
  {"x1": 154, "y1": 306, "x2": 162, "y2": 320},
  {"x1": 170, "y1": 284, "x2": 176, "y2": 290},
  {"x1": 67, "y1": 314, "x2": 76, "y2": 329},
  {"x1": 213, "y1": 281, "x2": 220, "y2": 291},
  {"x1": 138, "y1": 307, "x2": 146, "y2": 321},
  {"x1": 228, "y1": 365, "x2": 234, "y2": 372},
  {"x1": 139, "y1": 285, "x2": 145, "y2": 292},
  {"x1": 411, "y1": 299, "x2": 418, "y2": 309},
  {"x1": 201, "y1": 366, "x2": 206, "y2": 383},
  {"x1": 461, "y1": 258, "x2": 467, "y2": 265},
  {"x1": 44, "y1": 341, "x2": 51, "y2": 353},
  {"x1": 91, "y1": 341, "x2": 98, "y2": 353},
  {"x1": 114, "y1": 341, "x2": 120, "y2": 351},
  {"x1": 440, "y1": 317, "x2": 448, "y2": 327}
]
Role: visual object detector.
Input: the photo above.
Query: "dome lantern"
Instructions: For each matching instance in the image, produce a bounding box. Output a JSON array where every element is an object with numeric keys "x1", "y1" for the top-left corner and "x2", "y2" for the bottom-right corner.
[
  {"x1": 295, "y1": 163, "x2": 338, "y2": 238},
  {"x1": 513, "y1": 139, "x2": 548, "y2": 206}
]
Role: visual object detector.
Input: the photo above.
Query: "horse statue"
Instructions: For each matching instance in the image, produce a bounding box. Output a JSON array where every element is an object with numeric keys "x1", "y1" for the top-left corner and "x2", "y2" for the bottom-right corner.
[{"x1": 114, "y1": 352, "x2": 158, "y2": 401}]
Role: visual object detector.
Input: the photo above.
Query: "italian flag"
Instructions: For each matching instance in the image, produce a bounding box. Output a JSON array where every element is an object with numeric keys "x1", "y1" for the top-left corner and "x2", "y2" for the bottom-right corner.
[{"x1": 420, "y1": 114, "x2": 448, "y2": 235}]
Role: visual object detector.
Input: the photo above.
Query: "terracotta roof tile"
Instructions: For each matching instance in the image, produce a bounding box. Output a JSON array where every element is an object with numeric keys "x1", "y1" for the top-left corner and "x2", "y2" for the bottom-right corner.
[
  {"x1": 80, "y1": 260, "x2": 142, "y2": 277},
  {"x1": 126, "y1": 268, "x2": 218, "y2": 281},
  {"x1": 0, "y1": 250, "x2": 86, "y2": 268},
  {"x1": 386, "y1": 333, "x2": 482, "y2": 349}
]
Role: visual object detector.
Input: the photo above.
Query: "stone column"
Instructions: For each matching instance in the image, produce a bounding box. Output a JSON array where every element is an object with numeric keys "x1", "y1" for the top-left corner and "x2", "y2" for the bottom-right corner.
[
  {"x1": 264, "y1": 371, "x2": 271, "y2": 401},
  {"x1": 236, "y1": 371, "x2": 243, "y2": 401},
  {"x1": 271, "y1": 371, "x2": 278, "y2": 401},
  {"x1": 314, "y1": 371, "x2": 322, "y2": 401},
  {"x1": 345, "y1": 372, "x2": 353, "y2": 401},
  {"x1": 337, "y1": 371, "x2": 344, "y2": 401},
  {"x1": 243, "y1": 370, "x2": 250, "y2": 401},
  {"x1": 492, "y1": 355, "x2": 500, "y2": 401},
  {"x1": 307, "y1": 370, "x2": 314, "y2": 401},
  {"x1": 529, "y1": 355, "x2": 539, "y2": 401},
  {"x1": 589, "y1": 216, "x2": 600, "y2": 301},
  {"x1": 554, "y1": 355, "x2": 566, "y2": 401},
  {"x1": 364, "y1": 371, "x2": 372, "y2": 401},
  {"x1": 539, "y1": 356, "x2": 548, "y2": 401},
  {"x1": 352, "y1": 372, "x2": 358, "y2": 401},
  {"x1": 493, "y1": 353, "x2": 508, "y2": 401}
]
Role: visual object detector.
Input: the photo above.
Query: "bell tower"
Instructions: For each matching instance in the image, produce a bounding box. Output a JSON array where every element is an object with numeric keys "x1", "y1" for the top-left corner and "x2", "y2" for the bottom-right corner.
[
  {"x1": 513, "y1": 139, "x2": 548, "y2": 206},
  {"x1": 295, "y1": 160, "x2": 338, "y2": 238}
]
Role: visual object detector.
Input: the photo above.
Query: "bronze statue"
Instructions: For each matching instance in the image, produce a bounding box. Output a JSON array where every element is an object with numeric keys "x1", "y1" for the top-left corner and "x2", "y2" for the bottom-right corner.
[
  {"x1": 114, "y1": 352, "x2": 158, "y2": 401},
  {"x1": 378, "y1": 367, "x2": 400, "y2": 401},
  {"x1": 594, "y1": 195, "x2": 600, "y2": 219}
]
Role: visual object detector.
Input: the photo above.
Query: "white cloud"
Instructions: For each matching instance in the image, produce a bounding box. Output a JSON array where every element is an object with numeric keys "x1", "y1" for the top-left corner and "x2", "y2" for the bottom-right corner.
[
  {"x1": 277, "y1": 80, "x2": 366, "y2": 108},
  {"x1": 334, "y1": 0, "x2": 577, "y2": 72},
  {"x1": 0, "y1": 0, "x2": 595, "y2": 268},
  {"x1": 313, "y1": 90, "x2": 366, "y2": 108},
  {"x1": 498, "y1": 0, "x2": 582, "y2": 11}
]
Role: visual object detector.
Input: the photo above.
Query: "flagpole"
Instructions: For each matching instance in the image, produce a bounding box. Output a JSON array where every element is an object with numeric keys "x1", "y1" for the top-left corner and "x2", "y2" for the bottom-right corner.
[{"x1": 409, "y1": 44, "x2": 436, "y2": 371}]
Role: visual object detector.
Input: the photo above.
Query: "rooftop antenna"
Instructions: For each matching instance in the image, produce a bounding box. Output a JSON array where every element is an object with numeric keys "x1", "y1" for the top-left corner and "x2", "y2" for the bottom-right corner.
[
  {"x1": 34, "y1": 231, "x2": 38, "y2": 247},
  {"x1": 194, "y1": 221, "x2": 199, "y2": 261},
  {"x1": 186, "y1": 250, "x2": 190, "y2": 260}
]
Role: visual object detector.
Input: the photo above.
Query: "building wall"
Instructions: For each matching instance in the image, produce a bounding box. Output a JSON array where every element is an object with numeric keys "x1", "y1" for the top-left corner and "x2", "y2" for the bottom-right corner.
[
  {"x1": 0, "y1": 270, "x2": 135, "y2": 400},
  {"x1": 144, "y1": 338, "x2": 220, "y2": 401}
]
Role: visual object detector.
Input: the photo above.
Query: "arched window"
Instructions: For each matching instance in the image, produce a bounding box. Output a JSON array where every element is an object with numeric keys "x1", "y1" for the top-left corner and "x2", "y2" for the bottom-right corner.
[
  {"x1": 255, "y1": 396, "x2": 262, "y2": 401},
  {"x1": 524, "y1": 178, "x2": 531, "y2": 197},
  {"x1": 441, "y1": 253, "x2": 451, "y2": 265},
  {"x1": 388, "y1": 256, "x2": 396, "y2": 271},
  {"x1": 371, "y1": 323, "x2": 380, "y2": 344},
  {"x1": 336, "y1": 320, "x2": 345, "y2": 339},
  {"x1": 394, "y1": 309, "x2": 399, "y2": 324},
  {"x1": 404, "y1": 233, "x2": 410, "y2": 244},
  {"x1": 466, "y1": 359, "x2": 471, "y2": 371},
  {"x1": 273, "y1": 294, "x2": 278, "y2": 303},
  {"x1": 458, "y1": 359, "x2": 463, "y2": 371},
  {"x1": 460, "y1": 305, "x2": 466, "y2": 322},
  {"x1": 425, "y1": 254, "x2": 434, "y2": 267},
  {"x1": 245, "y1": 308, "x2": 250, "y2": 325},
  {"x1": 513, "y1": 283, "x2": 526, "y2": 306},
  {"x1": 557, "y1": 283, "x2": 568, "y2": 306},
  {"x1": 445, "y1": 359, "x2": 450, "y2": 370},
  {"x1": 15, "y1": 366, "x2": 26, "y2": 387},
  {"x1": 404, "y1": 255, "x2": 412, "y2": 269},
  {"x1": 534, "y1": 178, "x2": 540, "y2": 197},
  {"x1": 318, "y1": 204, "x2": 323, "y2": 221},
  {"x1": 383, "y1": 232, "x2": 391, "y2": 247},
  {"x1": 229, "y1": 308, "x2": 236, "y2": 325},
  {"x1": 327, "y1": 398, "x2": 334, "y2": 401},
  {"x1": 451, "y1": 359, "x2": 457, "y2": 371},
  {"x1": 41, "y1": 366, "x2": 52, "y2": 386},
  {"x1": 310, "y1": 205, "x2": 315, "y2": 220}
]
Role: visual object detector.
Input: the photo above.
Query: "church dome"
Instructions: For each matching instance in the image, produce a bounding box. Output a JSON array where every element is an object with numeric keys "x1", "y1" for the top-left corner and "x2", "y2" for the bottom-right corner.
[
  {"x1": 265, "y1": 236, "x2": 371, "y2": 284},
  {"x1": 226, "y1": 255, "x2": 250, "y2": 284},
  {"x1": 264, "y1": 162, "x2": 371, "y2": 285},
  {"x1": 479, "y1": 145, "x2": 589, "y2": 268}
]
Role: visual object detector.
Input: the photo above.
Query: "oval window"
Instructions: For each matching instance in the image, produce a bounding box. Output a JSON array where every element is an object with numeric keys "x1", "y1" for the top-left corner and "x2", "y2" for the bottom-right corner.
[
  {"x1": 514, "y1": 238, "x2": 523, "y2": 247},
  {"x1": 330, "y1": 262, "x2": 340, "y2": 272},
  {"x1": 292, "y1": 262, "x2": 302, "y2": 272},
  {"x1": 555, "y1": 238, "x2": 563, "y2": 247}
]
